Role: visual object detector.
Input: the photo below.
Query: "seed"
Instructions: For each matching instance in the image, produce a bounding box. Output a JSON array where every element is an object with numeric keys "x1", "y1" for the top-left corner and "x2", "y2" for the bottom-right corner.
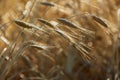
[
  {"x1": 57, "y1": 18, "x2": 78, "y2": 28},
  {"x1": 40, "y1": 1, "x2": 55, "y2": 7},
  {"x1": 38, "y1": 18, "x2": 54, "y2": 28},
  {"x1": 15, "y1": 20, "x2": 40, "y2": 30},
  {"x1": 91, "y1": 15, "x2": 108, "y2": 28}
]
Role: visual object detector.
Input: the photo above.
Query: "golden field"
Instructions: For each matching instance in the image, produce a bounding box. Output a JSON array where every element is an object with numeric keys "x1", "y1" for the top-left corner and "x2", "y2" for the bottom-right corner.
[{"x1": 0, "y1": 0, "x2": 120, "y2": 80}]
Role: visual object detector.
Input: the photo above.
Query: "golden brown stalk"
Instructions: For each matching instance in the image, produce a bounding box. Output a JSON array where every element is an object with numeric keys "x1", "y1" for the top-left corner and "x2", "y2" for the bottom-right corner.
[{"x1": 24, "y1": 0, "x2": 37, "y2": 21}]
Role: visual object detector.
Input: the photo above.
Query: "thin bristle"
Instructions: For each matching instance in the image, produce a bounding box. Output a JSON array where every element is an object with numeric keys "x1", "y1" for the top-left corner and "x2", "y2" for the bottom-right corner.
[
  {"x1": 55, "y1": 29, "x2": 75, "y2": 43},
  {"x1": 55, "y1": 29, "x2": 88, "y2": 57},
  {"x1": 74, "y1": 43, "x2": 94, "y2": 61}
]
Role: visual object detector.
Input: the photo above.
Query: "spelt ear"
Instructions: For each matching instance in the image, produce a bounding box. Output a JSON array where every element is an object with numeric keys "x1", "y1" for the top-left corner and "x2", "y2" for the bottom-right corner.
[
  {"x1": 57, "y1": 18, "x2": 94, "y2": 35},
  {"x1": 38, "y1": 18, "x2": 55, "y2": 28},
  {"x1": 91, "y1": 15, "x2": 108, "y2": 28},
  {"x1": 14, "y1": 20, "x2": 40, "y2": 30}
]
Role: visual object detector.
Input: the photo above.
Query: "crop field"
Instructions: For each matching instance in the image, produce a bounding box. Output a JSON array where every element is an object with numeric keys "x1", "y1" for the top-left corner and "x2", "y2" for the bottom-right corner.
[{"x1": 0, "y1": 0, "x2": 120, "y2": 80}]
